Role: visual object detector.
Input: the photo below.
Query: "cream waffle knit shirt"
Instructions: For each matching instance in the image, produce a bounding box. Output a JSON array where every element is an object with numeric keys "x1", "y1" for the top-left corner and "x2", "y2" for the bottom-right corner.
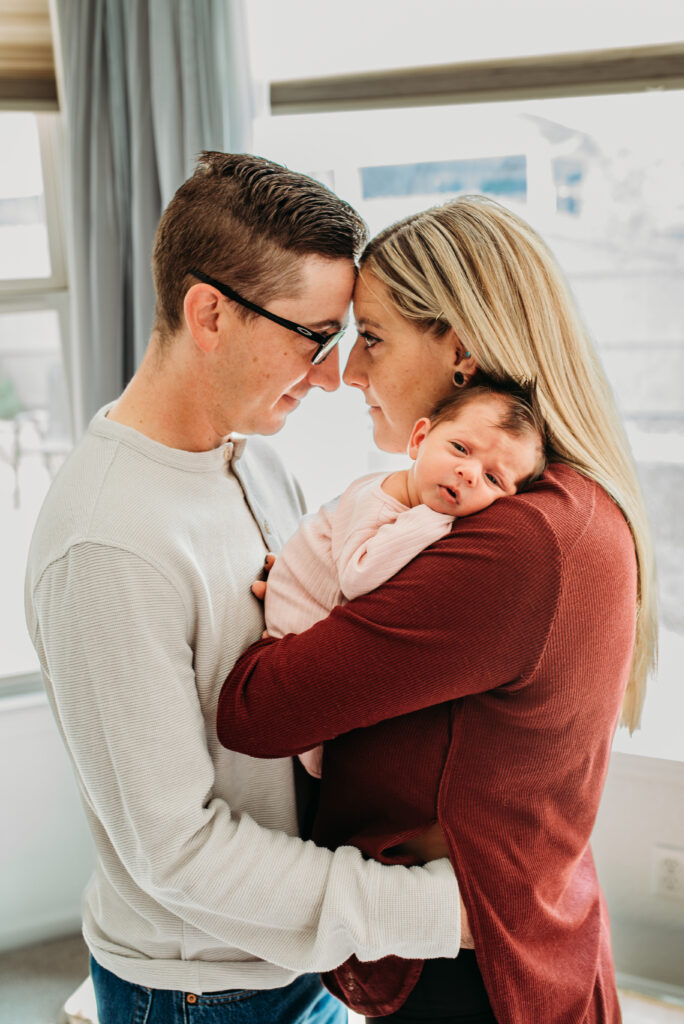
[{"x1": 24, "y1": 407, "x2": 461, "y2": 995}]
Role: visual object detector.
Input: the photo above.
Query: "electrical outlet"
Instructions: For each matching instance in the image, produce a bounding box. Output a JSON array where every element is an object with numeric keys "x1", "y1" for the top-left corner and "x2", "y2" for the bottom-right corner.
[{"x1": 651, "y1": 845, "x2": 684, "y2": 901}]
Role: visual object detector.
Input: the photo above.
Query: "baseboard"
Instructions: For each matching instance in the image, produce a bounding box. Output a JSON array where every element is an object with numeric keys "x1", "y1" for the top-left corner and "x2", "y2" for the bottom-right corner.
[
  {"x1": 0, "y1": 913, "x2": 82, "y2": 955},
  {"x1": 617, "y1": 971, "x2": 684, "y2": 1007}
]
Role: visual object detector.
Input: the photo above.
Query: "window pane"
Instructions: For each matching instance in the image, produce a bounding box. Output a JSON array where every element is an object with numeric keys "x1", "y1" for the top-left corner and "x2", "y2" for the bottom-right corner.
[
  {"x1": 0, "y1": 113, "x2": 51, "y2": 280},
  {"x1": 255, "y1": 89, "x2": 684, "y2": 760},
  {"x1": 247, "y1": 0, "x2": 684, "y2": 80},
  {"x1": 0, "y1": 310, "x2": 71, "y2": 677}
]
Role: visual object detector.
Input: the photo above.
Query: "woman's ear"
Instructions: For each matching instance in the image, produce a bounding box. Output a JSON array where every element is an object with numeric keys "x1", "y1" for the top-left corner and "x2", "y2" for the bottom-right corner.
[
  {"x1": 408, "y1": 417, "x2": 432, "y2": 460},
  {"x1": 447, "y1": 329, "x2": 478, "y2": 383},
  {"x1": 183, "y1": 283, "x2": 223, "y2": 353}
]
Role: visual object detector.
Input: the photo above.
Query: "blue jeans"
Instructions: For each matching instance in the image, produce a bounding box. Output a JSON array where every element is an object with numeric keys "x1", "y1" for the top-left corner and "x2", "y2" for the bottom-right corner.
[{"x1": 90, "y1": 955, "x2": 347, "y2": 1024}]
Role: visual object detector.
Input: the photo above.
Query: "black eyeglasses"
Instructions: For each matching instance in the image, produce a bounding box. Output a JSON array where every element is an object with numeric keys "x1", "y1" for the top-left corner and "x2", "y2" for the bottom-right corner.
[{"x1": 189, "y1": 268, "x2": 347, "y2": 365}]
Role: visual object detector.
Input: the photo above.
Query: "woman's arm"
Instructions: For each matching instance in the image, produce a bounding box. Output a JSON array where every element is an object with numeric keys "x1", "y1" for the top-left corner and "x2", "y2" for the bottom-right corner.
[{"x1": 217, "y1": 498, "x2": 562, "y2": 757}]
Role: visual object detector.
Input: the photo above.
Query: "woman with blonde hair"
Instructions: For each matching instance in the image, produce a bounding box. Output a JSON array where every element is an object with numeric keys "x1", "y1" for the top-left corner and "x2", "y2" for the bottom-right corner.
[{"x1": 218, "y1": 195, "x2": 656, "y2": 1023}]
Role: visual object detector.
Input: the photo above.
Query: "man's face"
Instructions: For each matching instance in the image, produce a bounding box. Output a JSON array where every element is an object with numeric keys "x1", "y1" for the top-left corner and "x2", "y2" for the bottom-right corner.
[{"x1": 211, "y1": 255, "x2": 357, "y2": 437}]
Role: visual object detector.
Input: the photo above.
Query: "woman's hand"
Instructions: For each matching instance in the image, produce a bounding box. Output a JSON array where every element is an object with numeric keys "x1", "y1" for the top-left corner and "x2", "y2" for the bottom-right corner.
[
  {"x1": 392, "y1": 821, "x2": 449, "y2": 862},
  {"x1": 395, "y1": 819, "x2": 448, "y2": 860}
]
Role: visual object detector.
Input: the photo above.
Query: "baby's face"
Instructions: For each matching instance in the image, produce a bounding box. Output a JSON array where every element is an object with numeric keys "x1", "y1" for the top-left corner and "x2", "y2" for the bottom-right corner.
[{"x1": 408, "y1": 396, "x2": 542, "y2": 517}]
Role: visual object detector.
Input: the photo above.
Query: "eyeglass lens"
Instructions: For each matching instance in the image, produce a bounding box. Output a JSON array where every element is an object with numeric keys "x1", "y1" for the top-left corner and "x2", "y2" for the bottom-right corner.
[{"x1": 312, "y1": 327, "x2": 347, "y2": 365}]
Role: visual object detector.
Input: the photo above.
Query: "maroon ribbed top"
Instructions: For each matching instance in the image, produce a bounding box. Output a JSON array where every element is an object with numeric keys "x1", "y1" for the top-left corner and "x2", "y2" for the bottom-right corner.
[{"x1": 218, "y1": 463, "x2": 637, "y2": 1024}]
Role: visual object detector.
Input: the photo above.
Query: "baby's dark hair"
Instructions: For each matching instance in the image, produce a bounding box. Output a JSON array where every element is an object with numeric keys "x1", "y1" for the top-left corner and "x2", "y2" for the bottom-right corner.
[{"x1": 429, "y1": 379, "x2": 548, "y2": 490}]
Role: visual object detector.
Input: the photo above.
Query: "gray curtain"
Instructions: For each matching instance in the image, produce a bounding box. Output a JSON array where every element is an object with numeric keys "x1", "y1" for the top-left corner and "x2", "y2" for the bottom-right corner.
[{"x1": 55, "y1": 0, "x2": 254, "y2": 432}]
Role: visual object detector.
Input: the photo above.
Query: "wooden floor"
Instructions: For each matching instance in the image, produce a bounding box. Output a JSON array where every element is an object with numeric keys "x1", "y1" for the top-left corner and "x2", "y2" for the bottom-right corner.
[{"x1": 620, "y1": 990, "x2": 684, "y2": 1023}]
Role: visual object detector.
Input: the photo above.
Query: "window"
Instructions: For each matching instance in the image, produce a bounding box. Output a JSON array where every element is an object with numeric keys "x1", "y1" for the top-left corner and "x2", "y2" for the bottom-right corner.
[
  {"x1": 0, "y1": 112, "x2": 71, "y2": 685},
  {"x1": 248, "y1": 33, "x2": 684, "y2": 760}
]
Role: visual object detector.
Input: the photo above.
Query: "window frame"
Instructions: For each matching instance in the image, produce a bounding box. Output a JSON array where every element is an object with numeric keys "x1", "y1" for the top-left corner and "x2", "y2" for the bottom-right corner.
[
  {"x1": 261, "y1": 40, "x2": 684, "y2": 763},
  {"x1": 0, "y1": 110, "x2": 69, "y2": 696},
  {"x1": 0, "y1": 112, "x2": 68, "y2": 298}
]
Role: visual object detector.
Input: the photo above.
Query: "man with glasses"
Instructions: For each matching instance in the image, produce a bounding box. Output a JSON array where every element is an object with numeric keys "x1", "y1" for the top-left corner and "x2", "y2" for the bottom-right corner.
[{"x1": 26, "y1": 152, "x2": 462, "y2": 1024}]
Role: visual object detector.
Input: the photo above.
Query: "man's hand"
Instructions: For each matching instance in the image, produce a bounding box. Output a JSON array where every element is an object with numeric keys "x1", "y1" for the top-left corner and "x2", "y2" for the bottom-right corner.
[
  {"x1": 251, "y1": 554, "x2": 275, "y2": 601},
  {"x1": 251, "y1": 555, "x2": 276, "y2": 639},
  {"x1": 390, "y1": 822, "x2": 474, "y2": 949}
]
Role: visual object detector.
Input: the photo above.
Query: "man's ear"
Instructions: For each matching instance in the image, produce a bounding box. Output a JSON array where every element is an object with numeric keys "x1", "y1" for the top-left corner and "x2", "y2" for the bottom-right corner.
[
  {"x1": 183, "y1": 283, "x2": 223, "y2": 354},
  {"x1": 408, "y1": 417, "x2": 432, "y2": 460}
]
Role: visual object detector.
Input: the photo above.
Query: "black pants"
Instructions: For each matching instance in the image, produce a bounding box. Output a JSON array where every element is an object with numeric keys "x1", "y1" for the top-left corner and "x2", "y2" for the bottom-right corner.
[{"x1": 369, "y1": 952, "x2": 497, "y2": 1024}]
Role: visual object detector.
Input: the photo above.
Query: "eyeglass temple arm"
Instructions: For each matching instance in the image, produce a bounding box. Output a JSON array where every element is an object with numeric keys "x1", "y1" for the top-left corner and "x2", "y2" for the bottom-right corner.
[{"x1": 189, "y1": 268, "x2": 320, "y2": 339}]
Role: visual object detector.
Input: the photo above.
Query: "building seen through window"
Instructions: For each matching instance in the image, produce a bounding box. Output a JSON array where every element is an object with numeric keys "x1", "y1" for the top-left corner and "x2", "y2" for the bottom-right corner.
[{"x1": 360, "y1": 155, "x2": 528, "y2": 202}]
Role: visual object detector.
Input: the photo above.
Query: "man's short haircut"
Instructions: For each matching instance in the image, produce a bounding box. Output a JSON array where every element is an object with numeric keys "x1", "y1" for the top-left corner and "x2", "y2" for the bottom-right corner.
[
  {"x1": 429, "y1": 379, "x2": 548, "y2": 490},
  {"x1": 152, "y1": 152, "x2": 369, "y2": 341}
]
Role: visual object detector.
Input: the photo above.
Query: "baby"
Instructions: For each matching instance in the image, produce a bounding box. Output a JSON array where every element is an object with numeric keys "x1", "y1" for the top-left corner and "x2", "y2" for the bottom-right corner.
[{"x1": 265, "y1": 383, "x2": 547, "y2": 776}]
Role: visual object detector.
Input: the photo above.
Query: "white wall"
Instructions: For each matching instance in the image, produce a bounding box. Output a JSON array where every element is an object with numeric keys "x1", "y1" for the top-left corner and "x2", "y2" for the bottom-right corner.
[
  {"x1": 592, "y1": 752, "x2": 684, "y2": 990},
  {"x1": 1, "y1": 695, "x2": 683, "y2": 994},
  {"x1": 0, "y1": 692, "x2": 93, "y2": 953}
]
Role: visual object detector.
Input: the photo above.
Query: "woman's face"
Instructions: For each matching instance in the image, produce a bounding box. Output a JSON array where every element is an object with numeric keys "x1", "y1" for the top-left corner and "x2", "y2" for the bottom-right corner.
[{"x1": 344, "y1": 271, "x2": 459, "y2": 453}]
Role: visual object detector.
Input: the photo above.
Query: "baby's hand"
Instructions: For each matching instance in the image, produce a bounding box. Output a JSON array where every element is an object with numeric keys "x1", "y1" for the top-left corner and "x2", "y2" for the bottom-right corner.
[{"x1": 251, "y1": 554, "x2": 276, "y2": 602}]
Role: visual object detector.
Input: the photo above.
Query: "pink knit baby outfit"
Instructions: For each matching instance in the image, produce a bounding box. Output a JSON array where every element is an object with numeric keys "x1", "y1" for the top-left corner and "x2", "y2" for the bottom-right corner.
[{"x1": 265, "y1": 472, "x2": 454, "y2": 776}]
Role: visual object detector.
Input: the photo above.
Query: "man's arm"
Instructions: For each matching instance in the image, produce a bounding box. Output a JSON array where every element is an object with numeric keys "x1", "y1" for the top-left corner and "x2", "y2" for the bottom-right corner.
[{"x1": 29, "y1": 543, "x2": 462, "y2": 973}]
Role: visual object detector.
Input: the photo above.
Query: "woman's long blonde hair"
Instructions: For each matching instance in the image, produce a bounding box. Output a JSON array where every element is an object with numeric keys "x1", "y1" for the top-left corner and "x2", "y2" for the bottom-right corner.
[{"x1": 361, "y1": 195, "x2": 656, "y2": 731}]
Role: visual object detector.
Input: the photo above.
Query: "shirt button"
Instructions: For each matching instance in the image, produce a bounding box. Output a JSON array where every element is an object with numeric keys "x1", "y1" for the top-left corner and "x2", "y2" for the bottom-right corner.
[
  {"x1": 263, "y1": 520, "x2": 271, "y2": 535},
  {"x1": 223, "y1": 442, "x2": 234, "y2": 461},
  {"x1": 186, "y1": 993, "x2": 197, "y2": 1004}
]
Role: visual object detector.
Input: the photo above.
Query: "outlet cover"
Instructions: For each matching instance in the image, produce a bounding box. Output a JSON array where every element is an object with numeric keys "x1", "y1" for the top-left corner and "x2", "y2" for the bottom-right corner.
[{"x1": 651, "y1": 844, "x2": 684, "y2": 901}]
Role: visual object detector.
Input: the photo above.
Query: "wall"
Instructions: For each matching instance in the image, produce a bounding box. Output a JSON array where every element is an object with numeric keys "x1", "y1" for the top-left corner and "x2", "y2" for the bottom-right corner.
[
  {"x1": 1, "y1": 695, "x2": 683, "y2": 995},
  {"x1": 0, "y1": 692, "x2": 93, "y2": 953},
  {"x1": 592, "y1": 752, "x2": 684, "y2": 992}
]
